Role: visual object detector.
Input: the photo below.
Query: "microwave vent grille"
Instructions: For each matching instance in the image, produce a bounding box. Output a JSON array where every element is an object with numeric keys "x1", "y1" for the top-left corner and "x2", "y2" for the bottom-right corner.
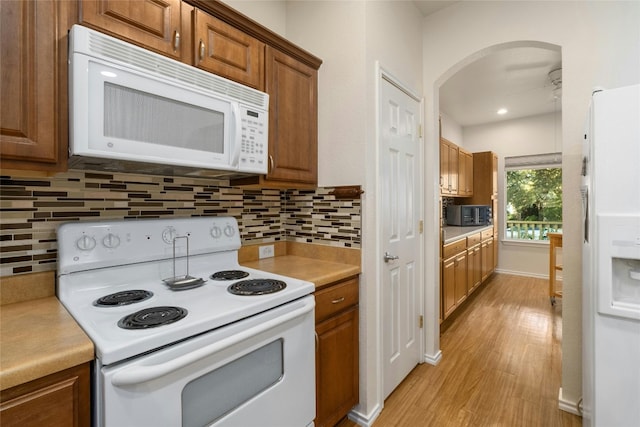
[{"x1": 87, "y1": 32, "x2": 268, "y2": 110}]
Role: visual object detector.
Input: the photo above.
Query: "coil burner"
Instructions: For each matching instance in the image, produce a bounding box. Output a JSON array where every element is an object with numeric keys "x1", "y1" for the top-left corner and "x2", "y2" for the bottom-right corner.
[
  {"x1": 93, "y1": 290, "x2": 153, "y2": 307},
  {"x1": 118, "y1": 306, "x2": 187, "y2": 329},
  {"x1": 210, "y1": 270, "x2": 250, "y2": 281},
  {"x1": 227, "y1": 279, "x2": 287, "y2": 296}
]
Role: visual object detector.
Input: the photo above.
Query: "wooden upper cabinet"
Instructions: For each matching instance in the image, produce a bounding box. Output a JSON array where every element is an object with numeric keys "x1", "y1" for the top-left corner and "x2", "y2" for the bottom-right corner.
[
  {"x1": 0, "y1": 0, "x2": 71, "y2": 172},
  {"x1": 440, "y1": 138, "x2": 459, "y2": 195},
  {"x1": 458, "y1": 148, "x2": 473, "y2": 196},
  {"x1": 79, "y1": 0, "x2": 187, "y2": 61},
  {"x1": 265, "y1": 46, "x2": 318, "y2": 184},
  {"x1": 193, "y1": 10, "x2": 264, "y2": 90}
]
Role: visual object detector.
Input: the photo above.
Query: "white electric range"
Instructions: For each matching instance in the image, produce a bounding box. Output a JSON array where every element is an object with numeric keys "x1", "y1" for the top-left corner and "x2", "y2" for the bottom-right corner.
[{"x1": 57, "y1": 216, "x2": 316, "y2": 427}]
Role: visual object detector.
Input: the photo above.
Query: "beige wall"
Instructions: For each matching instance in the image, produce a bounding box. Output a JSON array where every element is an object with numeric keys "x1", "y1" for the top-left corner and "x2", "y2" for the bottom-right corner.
[
  {"x1": 422, "y1": 0, "x2": 640, "y2": 412},
  {"x1": 464, "y1": 112, "x2": 561, "y2": 279}
]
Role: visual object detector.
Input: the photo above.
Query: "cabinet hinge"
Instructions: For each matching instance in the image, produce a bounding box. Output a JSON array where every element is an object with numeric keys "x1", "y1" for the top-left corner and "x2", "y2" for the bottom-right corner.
[
  {"x1": 419, "y1": 220, "x2": 424, "y2": 234},
  {"x1": 419, "y1": 315, "x2": 424, "y2": 329}
]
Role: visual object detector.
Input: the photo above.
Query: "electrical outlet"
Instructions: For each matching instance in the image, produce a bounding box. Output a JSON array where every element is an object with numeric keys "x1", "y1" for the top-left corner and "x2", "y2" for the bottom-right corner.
[{"x1": 259, "y1": 244, "x2": 275, "y2": 259}]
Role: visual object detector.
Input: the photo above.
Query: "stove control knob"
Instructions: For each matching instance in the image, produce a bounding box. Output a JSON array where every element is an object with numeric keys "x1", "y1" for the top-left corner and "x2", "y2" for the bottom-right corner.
[
  {"x1": 162, "y1": 227, "x2": 177, "y2": 244},
  {"x1": 210, "y1": 226, "x2": 222, "y2": 239},
  {"x1": 224, "y1": 225, "x2": 235, "y2": 237},
  {"x1": 102, "y1": 233, "x2": 121, "y2": 249},
  {"x1": 76, "y1": 235, "x2": 96, "y2": 251}
]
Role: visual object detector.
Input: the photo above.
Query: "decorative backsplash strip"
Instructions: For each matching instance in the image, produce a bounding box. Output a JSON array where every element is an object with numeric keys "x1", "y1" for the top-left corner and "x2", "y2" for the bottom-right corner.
[
  {"x1": 284, "y1": 188, "x2": 361, "y2": 247},
  {"x1": 0, "y1": 171, "x2": 361, "y2": 276}
]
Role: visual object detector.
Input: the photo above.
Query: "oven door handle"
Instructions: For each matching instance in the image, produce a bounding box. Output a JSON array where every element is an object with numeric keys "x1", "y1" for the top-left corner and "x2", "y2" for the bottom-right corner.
[{"x1": 110, "y1": 297, "x2": 315, "y2": 387}]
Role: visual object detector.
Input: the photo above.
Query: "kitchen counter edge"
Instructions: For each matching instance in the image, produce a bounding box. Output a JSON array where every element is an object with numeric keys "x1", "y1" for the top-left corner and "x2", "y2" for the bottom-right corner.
[{"x1": 442, "y1": 225, "x2": 494, "y2": 244}]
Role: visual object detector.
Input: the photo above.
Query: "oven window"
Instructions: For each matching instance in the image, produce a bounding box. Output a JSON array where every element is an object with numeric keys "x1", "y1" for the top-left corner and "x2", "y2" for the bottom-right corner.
[
  {"x1": 104, "y1": 82, "x2": 224, "y2": 154},
  {"x1": 182, "y1": 339, "x2": 284, "y2": 427}
]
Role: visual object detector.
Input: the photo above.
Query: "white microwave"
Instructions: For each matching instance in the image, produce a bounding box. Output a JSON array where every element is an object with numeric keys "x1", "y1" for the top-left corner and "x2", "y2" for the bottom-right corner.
[{"x1": 68, "y1": 25, "x2": 269, "y2": 177}]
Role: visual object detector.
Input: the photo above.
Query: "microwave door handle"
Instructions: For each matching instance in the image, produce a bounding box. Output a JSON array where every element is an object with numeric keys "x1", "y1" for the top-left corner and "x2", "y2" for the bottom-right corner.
[{"x1": 230, "y1": 103, "x2": 242, "y2": 167}]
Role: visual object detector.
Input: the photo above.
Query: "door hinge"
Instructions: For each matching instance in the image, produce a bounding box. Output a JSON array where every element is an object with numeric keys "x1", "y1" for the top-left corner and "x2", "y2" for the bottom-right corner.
[
  {"x1": 418, "y1": 124, "x2": 423, "y2": 138},
  {"x1": 419, "y1": 315, "x2": 424, "y2": 329},
  {"x1": 419, "y1": 220, "x2": 423, "y2": 234}
]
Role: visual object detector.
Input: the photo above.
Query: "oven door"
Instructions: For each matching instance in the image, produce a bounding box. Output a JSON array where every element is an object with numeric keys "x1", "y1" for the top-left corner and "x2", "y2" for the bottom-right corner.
[{"x1": 97, "y1": 296, "x2": 315, "y2": 427}]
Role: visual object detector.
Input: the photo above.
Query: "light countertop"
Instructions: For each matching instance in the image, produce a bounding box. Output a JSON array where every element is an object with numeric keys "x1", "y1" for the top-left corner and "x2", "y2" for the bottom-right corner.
[
  {"x1": 442, "y1": 225, "x2": 493, "y2": 244},
  {"x1": 0, "y1": 295, "x2": 94, "y2": 391},
  {"x1": 242, "y1": 255, "x2": 361, "y2": 290}
]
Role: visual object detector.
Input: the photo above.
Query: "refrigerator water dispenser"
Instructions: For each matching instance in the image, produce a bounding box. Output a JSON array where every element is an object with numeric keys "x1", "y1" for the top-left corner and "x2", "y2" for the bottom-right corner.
[{"x1": 597, "y1": 214, "x2": 640, "y2": 320}]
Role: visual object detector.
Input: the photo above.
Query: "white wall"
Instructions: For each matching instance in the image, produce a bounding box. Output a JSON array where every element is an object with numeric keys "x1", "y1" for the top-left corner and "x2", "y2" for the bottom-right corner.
[
  {"x1": 439, "y1": 111, "x2": 463, "y2": 144},
  {"x1": 286, "y1": 1, "x2": 367, "y2": 188},
  {"x1": 422, "y1": 0, "x2": 640, "y2": 412},
  {"x1": 464, "y1": 112, "x2": 561, "y2": 278},
  {"x1": 224, "y1": 0, "x2": 287, "y2": 36}
]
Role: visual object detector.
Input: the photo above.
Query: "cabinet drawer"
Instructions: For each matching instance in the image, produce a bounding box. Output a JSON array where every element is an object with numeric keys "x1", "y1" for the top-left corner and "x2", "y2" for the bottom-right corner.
[
  {"x1": 481, "y1": 228, "x2": 494, "y2": 241},
  {"x1": 466, "y1": 233, "x2": 481, "y2": 247},
  {"x1": 443, "y1": 238, "x2": 466, "y2": 259},
  {"x1": 315, "y1": 277, "x2": 359, "y2": 323}
]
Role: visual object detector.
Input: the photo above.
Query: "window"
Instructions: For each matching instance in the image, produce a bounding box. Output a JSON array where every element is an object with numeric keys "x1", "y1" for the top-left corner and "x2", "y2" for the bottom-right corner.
[{"x1": 504, "y1": 153, "x2": 562, "y2": 241}]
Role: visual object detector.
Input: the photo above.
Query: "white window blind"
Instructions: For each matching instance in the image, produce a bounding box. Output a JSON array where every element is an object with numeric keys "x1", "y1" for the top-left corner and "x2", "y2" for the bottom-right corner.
[{"x1": 504, "y1": 152, "x2": 562, "y2": 170}]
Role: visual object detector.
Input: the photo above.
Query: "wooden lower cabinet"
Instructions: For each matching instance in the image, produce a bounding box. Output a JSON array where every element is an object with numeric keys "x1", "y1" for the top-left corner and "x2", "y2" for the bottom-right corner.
[
  {"x1": 0, "y1": 363, "x2": 91, "y2": 427},
  {"x1": 442, "y1": 255, "x2": 456, "y2": 319},
  {"x1": 442, "y1": 249, "x2": 467, "y2": 319},
  {"x1": 481, "y1": 237, "x2": 494, "y2": 282},
  {"x1": 441, "y1": 228, "x2": 496, "y2": 320},
  {"x1": 467, "y1": 243, "x2": 482, "y2": 294},
  {"x1": 314, "y1": 277, "x2": 359, "y2": 427}
]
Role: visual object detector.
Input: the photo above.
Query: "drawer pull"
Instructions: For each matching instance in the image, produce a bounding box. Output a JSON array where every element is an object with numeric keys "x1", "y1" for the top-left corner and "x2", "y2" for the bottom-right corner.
[
  {"x1": 199, "y1": 39, "x2": 205, "y2": 60},
  {"x1": 173, "y1": 30, "x2": 180, "y2": 51},
  {"x1": 331, "y1": 297, "x2": 345, "y2": 304}
]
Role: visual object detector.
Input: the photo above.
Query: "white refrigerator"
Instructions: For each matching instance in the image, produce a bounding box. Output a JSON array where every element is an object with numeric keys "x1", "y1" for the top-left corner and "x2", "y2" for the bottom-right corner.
[{"x1": 582, "y1": 83, "x2": 640, "y2": 427}]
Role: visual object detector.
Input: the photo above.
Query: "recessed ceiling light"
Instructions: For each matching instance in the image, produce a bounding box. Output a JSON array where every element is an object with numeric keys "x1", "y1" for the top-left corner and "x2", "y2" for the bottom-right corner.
[{"x1": 497, "y1": 108, "x2": 508, "y2": 115}]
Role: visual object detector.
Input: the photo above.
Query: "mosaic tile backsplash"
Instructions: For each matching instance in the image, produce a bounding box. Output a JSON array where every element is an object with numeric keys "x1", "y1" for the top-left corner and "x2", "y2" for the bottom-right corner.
[{"x1": 0, "y1": 171, "x2": 361, "y2": 276}]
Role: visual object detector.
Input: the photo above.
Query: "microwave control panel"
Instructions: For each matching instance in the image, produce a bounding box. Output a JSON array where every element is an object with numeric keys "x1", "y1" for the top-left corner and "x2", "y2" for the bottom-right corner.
[{"x1": 238, "y1": 107, "x2": 268, "y2": 174}]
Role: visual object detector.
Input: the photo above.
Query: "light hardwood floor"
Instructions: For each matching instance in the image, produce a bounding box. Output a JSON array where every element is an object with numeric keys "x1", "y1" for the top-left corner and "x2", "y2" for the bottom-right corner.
[{"x1": 338, "y1": 273, "x2": 582, "y2": 427}]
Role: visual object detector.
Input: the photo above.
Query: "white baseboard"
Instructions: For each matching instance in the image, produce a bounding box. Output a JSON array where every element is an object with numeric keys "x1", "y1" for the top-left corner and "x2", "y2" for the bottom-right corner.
[
  {"x1": 558, "y1": 387, "x2": 582, "y2": 416},
  {"x1": 348, "y1": 404, "x2": 382, "y2": 427},
  {"x1": 424, "y1": 349, "x2": 442, "y2": 366},
  {"x1": 495, "y1": 268, "x2": 548, "y2": 280}
]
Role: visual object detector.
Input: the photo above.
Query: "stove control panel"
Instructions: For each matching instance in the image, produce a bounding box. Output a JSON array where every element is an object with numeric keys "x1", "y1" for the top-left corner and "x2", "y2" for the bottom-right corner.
[{"x1": 58, "y1": 217, "x2": 241, "y2": 274}]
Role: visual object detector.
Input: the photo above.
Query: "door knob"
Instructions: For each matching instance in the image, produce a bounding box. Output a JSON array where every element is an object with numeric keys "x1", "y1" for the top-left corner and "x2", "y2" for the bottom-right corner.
[{"x1": 383, "y1": 252, "x2": 399, "y2": 262}]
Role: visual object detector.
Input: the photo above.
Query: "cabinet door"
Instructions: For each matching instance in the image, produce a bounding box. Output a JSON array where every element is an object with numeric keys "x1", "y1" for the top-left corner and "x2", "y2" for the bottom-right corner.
[
  {"x1": 80, "y1": 0, "x2": 185, "y2": 60},
  {"x1": 459, "y1": 149, "x2": 473, "y2": 196},
  {"x1": 0, "y1": 364, "x2": 90, "y2": 427},
  {"x1": 440, "y1": 139, "x2": 450, "y2": 193},
  {"x1": 467, "y1": 246, "x2": 481, "y2": 294},
  {"x1": 481, "y1": 238, "x2": 494, "y2": 282},
  {"x1": 442, "y1": 257, "x2": 456, "y2": 318},
  {"x1": 315, "y1": 307, "x2": 359, "y2": 427},
  {"x1": 0, "y1": 0, "x2": 69, "y2": 171},
  {"x1": 448, "y1": 143, "x2": 459, "y2": 194},
  {"x1": 193, "y1": 10, "x2": 264, "y2": 90},
  {"x1": 265, "y1": 46, "x2": 318, "y2": 184},
  {"x1": 453, "y1": 252, "x2": 467, "y2": 305}
]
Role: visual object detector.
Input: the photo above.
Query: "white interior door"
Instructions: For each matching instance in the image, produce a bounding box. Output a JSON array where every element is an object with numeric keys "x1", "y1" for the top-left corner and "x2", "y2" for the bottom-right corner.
[{"x1": 380, "y1": 73, "x2": 422, "y2": 399}]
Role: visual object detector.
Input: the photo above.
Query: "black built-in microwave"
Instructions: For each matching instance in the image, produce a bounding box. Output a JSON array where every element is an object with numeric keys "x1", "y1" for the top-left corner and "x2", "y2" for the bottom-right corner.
[{"x1": 446, "y1": 205, "x2": 493, "y2": 226}]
